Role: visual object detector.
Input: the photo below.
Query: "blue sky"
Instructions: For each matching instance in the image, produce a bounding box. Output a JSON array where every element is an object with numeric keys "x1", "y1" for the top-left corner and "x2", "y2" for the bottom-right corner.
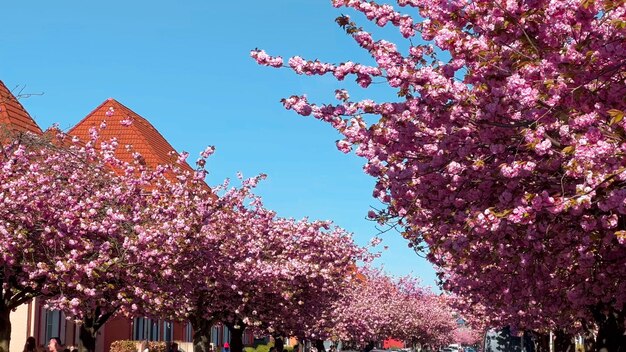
[{"x1": 1, "y1": 0, "x2": 438, "y2": 288}]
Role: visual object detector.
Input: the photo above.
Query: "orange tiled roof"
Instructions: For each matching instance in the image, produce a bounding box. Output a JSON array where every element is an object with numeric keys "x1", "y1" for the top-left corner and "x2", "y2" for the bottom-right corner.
[
  {"x1": 69, "y1": 98, "x2": 192, "y2": 171},
  {"x1": 0, "y1": 81, "x2": 43, "y2": 135}
]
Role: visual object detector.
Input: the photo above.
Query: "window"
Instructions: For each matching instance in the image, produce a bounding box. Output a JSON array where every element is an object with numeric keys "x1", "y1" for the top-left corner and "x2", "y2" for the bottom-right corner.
[
  {"x1": 44, "y1": 310, "x2": 61, "y2": 343},
  {"x1": 163, "y1": 321, "x2": 172, "y2": 342},
  {"x1": 134, "y1": 318, "x2": 161, "y2": 341},
  {"x1": 211, "y1": 326, "x2": 219, "y2": 346},
  {"x1": 222, "y1": 326, "x2": 229, "y2": 346},
  {"x1": 184, "y1": 322, "x2": 193, "y2": 343},
  {"x1": 133, "y1": 318, "x2": 146, "y2": 340},
  {"x1": 150, "y1": 320, "x2": 160, "y2": 341}
]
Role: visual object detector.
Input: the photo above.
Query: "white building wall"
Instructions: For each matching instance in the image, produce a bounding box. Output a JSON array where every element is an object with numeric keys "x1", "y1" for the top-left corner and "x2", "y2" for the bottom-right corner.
[{"x1": 9, "y1": 301, "x2": 34, "y2": 352}]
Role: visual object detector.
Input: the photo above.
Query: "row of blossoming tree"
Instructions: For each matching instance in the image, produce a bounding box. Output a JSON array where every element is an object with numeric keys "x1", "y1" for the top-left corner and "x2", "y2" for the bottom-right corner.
[
  {"x1": 253, "y1": 0, "x2": 626, "y2": 350},
  {"x1": 333, "y1": 269, "x2": 480, "y2": 350},
  {"x1": 0, "y1": 122, "x2": 478, "y2": 352}
]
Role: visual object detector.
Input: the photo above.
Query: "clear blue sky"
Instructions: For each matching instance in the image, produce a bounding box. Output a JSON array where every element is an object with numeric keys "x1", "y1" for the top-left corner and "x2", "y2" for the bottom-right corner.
[{"x1": 1, "y1": 0, "x2": 438, "y2": 288}]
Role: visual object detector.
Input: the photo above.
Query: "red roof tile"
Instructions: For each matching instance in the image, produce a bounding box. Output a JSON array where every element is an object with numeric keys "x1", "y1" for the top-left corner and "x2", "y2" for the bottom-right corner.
[
  {"x1": 68, "y1": 98, "x2": 192, "y2": 172},
  {"x1": 0, "y1": 81, "x2": 43, "y2": 135}
]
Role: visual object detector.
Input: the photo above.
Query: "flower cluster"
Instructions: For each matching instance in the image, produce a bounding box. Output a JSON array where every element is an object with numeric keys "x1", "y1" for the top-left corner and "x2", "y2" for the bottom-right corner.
[
  {"x1": 255, "y1": 0, "x2": 626, "y2": 338},
  {"x1": 331, "y1": 269, "x2": 470, "y2": 348},
  {"x1": 0, "y1": 125, "x2": 367, "y2": 352}
]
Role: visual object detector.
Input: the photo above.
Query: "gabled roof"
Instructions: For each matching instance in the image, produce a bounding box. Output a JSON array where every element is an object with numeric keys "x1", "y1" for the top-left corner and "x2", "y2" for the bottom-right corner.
[
  {"x1": 0, "y1": 80, "x2": 43, "y2": 135},
  {"x1": 69, "y1": 98, "x2": 191, "y2": 170}
]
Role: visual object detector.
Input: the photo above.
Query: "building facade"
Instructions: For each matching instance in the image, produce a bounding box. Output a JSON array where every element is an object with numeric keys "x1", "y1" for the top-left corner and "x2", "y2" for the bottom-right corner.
[{"x1": 10, "y1": 301, "x2": 249, "y2": 352}]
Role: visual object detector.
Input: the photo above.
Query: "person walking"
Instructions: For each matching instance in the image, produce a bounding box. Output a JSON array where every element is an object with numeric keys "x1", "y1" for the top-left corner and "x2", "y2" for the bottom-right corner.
[
  {"x1": 48, "y1": 338, "x2": 63, "y2": 352},
  {"x1": 23, "y1": 337, "x2": 37, "y2": 352}
]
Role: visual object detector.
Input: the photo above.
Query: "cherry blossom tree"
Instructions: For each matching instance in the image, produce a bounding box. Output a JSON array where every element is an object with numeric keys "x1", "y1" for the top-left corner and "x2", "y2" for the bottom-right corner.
[
  {"x1": 254, "y1": 0, "x2": 626, "y2": 349},
  {"x1": 0, "y1": 127, "x2": 159, "y2": 352},
  {"x1": 332, "y1": 269, "x2": 403, "y2": 345},
  {"x1": 1, "y1": 108, "x2": 364, "y2": 352},
  {"x1": 0, "y1": 121, "x2": 218, "y2": 352},
  {"x1": 394, "y1": 285, "x2": 458, "y2": 349},
  {"x1": 48, "y1": 133, "x2": 216, "y2": 352},
  {"x1": 134, "y1": 173, "x2": 273, "y2": 352},
  {"x1": 332, "y1": 269, "x2": 459, "y2": 349},
  {"x1": 222, "y1": 218, "x2": 366, "y2": 352},
  {"x1": 451, "y1": 327, "x2": 481, "y2": 347},
  {"x1": 0, "y1": 122, "x2": 365, "y2": 352},
  {"x1": 254, "y1": 219, "x2": 369, "y2": 347},
  {"x1": 151, "y1": 174, "x2": 367, "y2": 352}
]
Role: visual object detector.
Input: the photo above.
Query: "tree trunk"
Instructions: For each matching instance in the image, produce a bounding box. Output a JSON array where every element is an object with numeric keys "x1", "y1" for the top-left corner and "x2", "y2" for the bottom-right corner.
[
  {"x1": 274, "y1": 336, "x2": 284, "y2": 352},
  {"x1": 581, "y1": 327, "x2": 596, "y2": 352},
  {"x1": 532, "y1": 331, "x2": 550, "y2": 352},
  {"x1": 592, "y1": 306, "x2": 625, "y2": 352},
  {"x1": 363, "y1": 341, "x2": 374, "y2": 352},
  {"x1": 78, "y1": 308, "x2": 117, "y2": 352},
  {"x1": 553, "y1": 330, "x2": 574, "y2": 352},
  {"x1": 0, "y1": 303, "x2": 11, "y2": 352},
  {"x1": 78, "y1": 324, "x2": 98, "y2": 352},
  {"x1": 595, "y1": 315, "x2": 623, "y2": 352},
  {"x1": 314, "y1": 340, "x2": 325, "y2": 352},
  {"x1": 190, "y1": 316, "x2": 213, "y2": 352},
  {"x1": 225, "y1": 322, "x2": 245, "y2": 352}
]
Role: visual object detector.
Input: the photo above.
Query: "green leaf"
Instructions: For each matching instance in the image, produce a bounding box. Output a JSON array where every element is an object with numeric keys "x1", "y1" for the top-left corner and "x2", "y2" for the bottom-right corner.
[
  {"x1": 608, "y1": 109, "x2": 624, "y2": 125},
  {"x1": 582, "y1": 0, "x2": 595, "y2": 9},
  {"x1": 612, "y1": 19, "x2": 626, "y2": 29}
]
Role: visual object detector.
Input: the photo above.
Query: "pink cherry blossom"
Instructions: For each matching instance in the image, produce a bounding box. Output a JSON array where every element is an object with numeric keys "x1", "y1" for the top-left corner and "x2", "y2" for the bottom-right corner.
[{"x1": 255, "y1": 0, "x2": 626, "y2": 347}]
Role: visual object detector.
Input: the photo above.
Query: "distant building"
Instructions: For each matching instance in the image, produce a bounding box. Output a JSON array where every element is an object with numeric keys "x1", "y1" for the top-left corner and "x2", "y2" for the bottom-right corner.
[{"x1": 5, "y1": 85, "x2": 252, "y2": 352}]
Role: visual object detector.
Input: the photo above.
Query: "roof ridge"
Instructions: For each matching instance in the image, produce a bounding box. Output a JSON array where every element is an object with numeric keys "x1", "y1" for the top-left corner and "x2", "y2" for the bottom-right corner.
[
  {"x1": 0, "y1": 80, "x2": 26, "y2": 108},
  {"x1": 67, "y1": 99, "x2": 111, "y2": 135},
  {"x1": 0, "y1": 80, "x2": 43, "y2": 135}
]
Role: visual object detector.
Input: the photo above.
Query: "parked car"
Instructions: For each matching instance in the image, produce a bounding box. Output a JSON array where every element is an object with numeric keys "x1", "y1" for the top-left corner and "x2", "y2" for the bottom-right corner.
[{"x1": 483, "y1": 327, "x2": 536, "y2": 352}]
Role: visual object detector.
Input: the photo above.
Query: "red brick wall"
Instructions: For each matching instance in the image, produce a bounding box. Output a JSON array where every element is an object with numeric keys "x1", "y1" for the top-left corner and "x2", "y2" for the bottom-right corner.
[{"x1": 103, "y1": 316, "x2": 132, "y2": 352}]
